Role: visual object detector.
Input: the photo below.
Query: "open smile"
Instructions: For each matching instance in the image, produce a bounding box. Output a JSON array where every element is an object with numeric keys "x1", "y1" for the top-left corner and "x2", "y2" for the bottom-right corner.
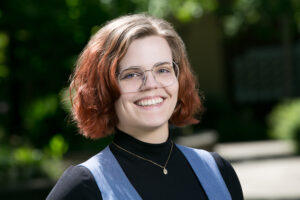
[{"x1": 135, "y1": 96, "x2": 165, "y2": 107}]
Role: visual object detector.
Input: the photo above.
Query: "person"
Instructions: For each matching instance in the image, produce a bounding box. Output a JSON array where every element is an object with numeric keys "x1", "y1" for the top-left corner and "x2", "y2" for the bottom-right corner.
[{"x1": 46, "y1": 14, "x2": 243, "y2": 200}]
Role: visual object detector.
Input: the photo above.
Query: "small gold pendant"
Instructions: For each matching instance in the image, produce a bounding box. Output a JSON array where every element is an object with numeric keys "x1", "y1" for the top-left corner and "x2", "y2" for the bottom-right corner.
[{"x1": 163, "y1": 168, "x2": 168, "y2": 175}]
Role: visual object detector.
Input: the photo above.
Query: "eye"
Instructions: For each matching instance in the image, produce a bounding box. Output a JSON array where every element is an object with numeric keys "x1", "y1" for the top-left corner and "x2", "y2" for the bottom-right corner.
[
  {"x1": 123, "y1": 73, "x2": 138, "y2": 79},
  {"x1": 119, "y1": 69, "x2": 143, "y2": 80},
  {"x1": 155, "y1": 65, "x2": 173, "y2": 74},
  {"x1": 158, "y1": 68, "x2": 170, "y2": 73}
]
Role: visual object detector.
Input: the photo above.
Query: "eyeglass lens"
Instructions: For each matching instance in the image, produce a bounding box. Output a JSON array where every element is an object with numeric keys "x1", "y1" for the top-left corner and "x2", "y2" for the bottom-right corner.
[{"x1": 118, "y1": 62, "x2": 179, "y2": 93}]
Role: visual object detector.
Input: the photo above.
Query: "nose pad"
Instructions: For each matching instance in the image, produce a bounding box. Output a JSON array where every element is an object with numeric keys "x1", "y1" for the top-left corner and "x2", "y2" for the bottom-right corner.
[{"x1": 141, "y1": 71, "x2": 160, "y2": 90}]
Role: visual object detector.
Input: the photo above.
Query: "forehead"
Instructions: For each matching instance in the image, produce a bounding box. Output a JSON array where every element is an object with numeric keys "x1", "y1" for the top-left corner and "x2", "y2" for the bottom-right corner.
[{"x1": 119, "y1": 36, "x2": 172, "y2": 70}]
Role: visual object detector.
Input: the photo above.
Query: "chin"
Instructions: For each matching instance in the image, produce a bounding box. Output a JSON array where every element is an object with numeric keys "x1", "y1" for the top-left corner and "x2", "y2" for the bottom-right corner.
[{"x1": 135, "y1": 118, "x2": 169, "y2": 130}]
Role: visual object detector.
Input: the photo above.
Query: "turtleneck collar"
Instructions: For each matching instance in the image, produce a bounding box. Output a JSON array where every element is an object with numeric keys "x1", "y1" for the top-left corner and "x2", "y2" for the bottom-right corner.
[{"x1": 111, "y1": 128, "x2": 173, "y2": 157}]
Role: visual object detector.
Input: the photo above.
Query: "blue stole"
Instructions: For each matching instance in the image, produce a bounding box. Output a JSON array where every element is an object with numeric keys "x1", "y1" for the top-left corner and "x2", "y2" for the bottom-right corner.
[{"x1": 79, "y1": 144, "x2": 231, "y2": 200}]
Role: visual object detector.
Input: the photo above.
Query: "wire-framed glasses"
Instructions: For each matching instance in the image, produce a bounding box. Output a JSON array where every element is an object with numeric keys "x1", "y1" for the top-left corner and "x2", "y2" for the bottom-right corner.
[{"x1": 117, "y1": 61, "x2": 179, "y2": 93}]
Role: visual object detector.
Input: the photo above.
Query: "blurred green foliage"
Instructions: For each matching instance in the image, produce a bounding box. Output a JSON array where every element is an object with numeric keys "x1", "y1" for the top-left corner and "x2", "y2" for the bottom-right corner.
[
  {"x1": 46, "y1": 134, "x2": 69, "y2": 159},
  {"x1": 268, "y1": 99, "x2": 300, "y2": 152},
  {"x1": 0, "y1": 134, "x2": 67, "y2": 183},
  {"x1": 220, "y1": 0, "x2": 300, "y2": 37}
]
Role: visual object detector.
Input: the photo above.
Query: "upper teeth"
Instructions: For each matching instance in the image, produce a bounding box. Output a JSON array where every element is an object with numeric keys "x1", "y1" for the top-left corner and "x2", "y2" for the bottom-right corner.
[{"x1": 136, "y1": 97, "x2": 163, "y2": 106}]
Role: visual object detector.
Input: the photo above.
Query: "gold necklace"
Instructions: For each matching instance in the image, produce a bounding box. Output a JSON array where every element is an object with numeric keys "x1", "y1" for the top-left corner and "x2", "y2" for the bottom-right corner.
[{"x1": 112, "y1": 140, "x2": 174, "y2": 175}]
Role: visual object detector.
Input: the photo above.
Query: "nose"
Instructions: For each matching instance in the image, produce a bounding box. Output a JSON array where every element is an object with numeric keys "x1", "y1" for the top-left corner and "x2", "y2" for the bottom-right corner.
[{"x1": 141, "y1": 70, "x2": 160, "y2": 90}]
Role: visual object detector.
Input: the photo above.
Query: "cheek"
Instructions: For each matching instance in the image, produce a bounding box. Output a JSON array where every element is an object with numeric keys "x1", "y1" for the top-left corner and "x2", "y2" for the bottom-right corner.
[
  {"x1": 114, "y1": 97, "x2": 125, "y2": 119},
  {"x1": 172, "y1": 82, "x2": 179, "y2": 99},
  {"x1": 114, "y1": 95, "x2": 131, "y2": 117},
  {"x1": 172, "y1": 83, "x2": 179, "y2": 107},
  {"x1": 114, "y1": 101, "x2": 121, "y2": 122},
  {"x1": 166, "y1": 82, "x2": 179, "y2": 110}
]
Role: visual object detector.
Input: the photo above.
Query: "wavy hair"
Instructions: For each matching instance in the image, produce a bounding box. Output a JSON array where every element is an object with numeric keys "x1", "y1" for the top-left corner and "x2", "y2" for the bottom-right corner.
[{"x1": 70, "y1": 14, "x2": 203, "y2": 139}]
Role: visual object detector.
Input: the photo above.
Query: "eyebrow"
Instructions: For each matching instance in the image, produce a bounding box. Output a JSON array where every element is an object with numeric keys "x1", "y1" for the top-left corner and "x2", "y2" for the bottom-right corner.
[{"x1": 120, "y1": 61, "x2": 172, "y2": 71}]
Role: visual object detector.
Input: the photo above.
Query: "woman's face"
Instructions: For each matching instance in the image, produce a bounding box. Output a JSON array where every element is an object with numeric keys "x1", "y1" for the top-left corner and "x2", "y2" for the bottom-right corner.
[{"x1": 114, "y1": 36, "x2": 179, "y2": 133}]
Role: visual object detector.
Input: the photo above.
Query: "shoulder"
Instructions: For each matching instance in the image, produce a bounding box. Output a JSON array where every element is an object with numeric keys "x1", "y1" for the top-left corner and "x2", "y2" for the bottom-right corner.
[
  {"x1": 176, "y1": 144, "x2": 235, "y2": 174},
  {"x1": 210, "y1": 152, "x2": 233, "y2": 172},
  {"x1": 175, "y1": 144, "x2": 214, "y2": 163},
  {"x1": 210, "y1": 152, "x2": 244, "y2": 200},
  {"x1": 176, "y1": 144, "x2": 244, "y2": 199},
  {"x1": 46, "y1": 165, "x2": 102, "y2": 200}
]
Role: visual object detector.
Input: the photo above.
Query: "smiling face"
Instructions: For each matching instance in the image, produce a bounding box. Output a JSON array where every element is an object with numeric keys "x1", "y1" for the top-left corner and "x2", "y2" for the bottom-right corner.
[{"x1": 114, "y1": 36, "x2": 179, "y2": 138}]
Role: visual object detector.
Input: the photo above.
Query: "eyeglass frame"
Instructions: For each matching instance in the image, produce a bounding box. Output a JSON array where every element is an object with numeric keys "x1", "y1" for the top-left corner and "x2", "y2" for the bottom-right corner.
[{"x1": 116, "y1": 61, "x2": 180, "y2": 93}]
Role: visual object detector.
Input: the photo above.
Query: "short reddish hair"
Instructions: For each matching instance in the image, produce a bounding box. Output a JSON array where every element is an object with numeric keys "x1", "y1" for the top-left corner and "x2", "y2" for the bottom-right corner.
[{"x1": 70, "y1": 14, "x2": 203, "y2": 139}]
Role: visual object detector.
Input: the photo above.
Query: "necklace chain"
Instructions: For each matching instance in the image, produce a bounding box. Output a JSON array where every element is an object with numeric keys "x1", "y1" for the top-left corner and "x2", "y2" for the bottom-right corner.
[{"x1": 112, "y1": 140, "x2": 174, "y2": 175}]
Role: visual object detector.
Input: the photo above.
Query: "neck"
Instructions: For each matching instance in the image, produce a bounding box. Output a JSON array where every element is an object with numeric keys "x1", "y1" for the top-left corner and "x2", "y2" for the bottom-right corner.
[{"x1": 116, "y1": 123, "x2": 169, "y2": 144}]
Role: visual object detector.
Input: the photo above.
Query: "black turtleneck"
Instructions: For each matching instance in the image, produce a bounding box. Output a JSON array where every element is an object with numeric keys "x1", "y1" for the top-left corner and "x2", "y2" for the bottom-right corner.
[{"x1": 46, "y1": 129, "x2": 243, "y2": 200}]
